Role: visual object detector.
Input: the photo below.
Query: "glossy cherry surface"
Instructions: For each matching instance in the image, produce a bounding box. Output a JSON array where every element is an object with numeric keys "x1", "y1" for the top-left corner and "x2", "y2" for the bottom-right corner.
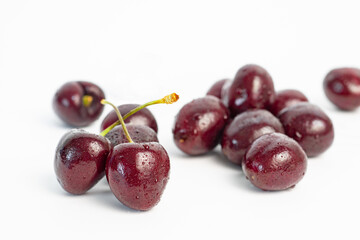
[
  {"x1": 173, "y1": 96, "x2": 230, "y2": 155},
  {"x1": 270, "y1": 89, "x2": 308, "y2": 116},
  {"x1": 221, "y1": 109, "x2": 284, "y2": 165},
  {"x1": 106, "y1": 125, "x2": 159, "y2": 147},
  {"x1": 53, "y1": 81, "x2": 105, "y2": 127},
  {"x1": 206, "y1": 78, "x2": 230, "y2": 99},
  {"x1": 278, "y1": 103, "x2": 334, "y2": 157},
  {"x1": 100, "y1": 104, "x2": 158, "y2": 133},
  {"x1": 242, "y1": 133, "x2": 307, "y2": 191},
  {"x1": 225, "y1": 64, "x2": 275, "y2": 117},
  {"x1": 106, "y1": 142, "x2": 170, "y2": 211},
  {"x1": 54, "y1": 129, "x2": 111, "y2": 195},
  {"x1": 323, "y1": 68, "x2": 360, "y2": 110}
]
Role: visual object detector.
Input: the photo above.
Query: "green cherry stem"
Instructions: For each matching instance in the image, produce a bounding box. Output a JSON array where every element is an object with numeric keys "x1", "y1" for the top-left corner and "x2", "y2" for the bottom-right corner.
[
  {"x1": 100, "y1": 93, "x2": 179, "y2": 137},
  {"x1": 100, "y1": 99, "x2": 134, "y2": 143}
]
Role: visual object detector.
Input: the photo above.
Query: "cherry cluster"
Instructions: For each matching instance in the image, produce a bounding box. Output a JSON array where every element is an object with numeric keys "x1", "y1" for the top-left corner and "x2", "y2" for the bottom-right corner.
[
  {"x1": 53, "y1": 81, "x2": 179, "y2": 211},
  {"x1": 173, "y1": 64, "x2": 336, "y2": 191}
]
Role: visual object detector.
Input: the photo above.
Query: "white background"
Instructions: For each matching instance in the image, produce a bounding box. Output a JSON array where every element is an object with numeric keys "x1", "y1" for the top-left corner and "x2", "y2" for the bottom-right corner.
[{"x1": 1, "y1": 0, "x2": 359, "y2": 239}]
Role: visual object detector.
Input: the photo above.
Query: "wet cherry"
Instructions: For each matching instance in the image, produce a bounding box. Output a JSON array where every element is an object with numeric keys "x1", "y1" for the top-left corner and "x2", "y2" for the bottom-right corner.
[
  {"x1": 106, "y1": 142, "x2": 170, "y2": 211},
  {"x1": 173, "y1": 96, "x2": 230, "y2": 155},
  {"x1": 323, "y1": 67, "x2": 360, "y2": 110},
  {"x1": 102, "y1": 99, "x2": 173, "y2": 211},
  {"x1": 278, "y1": 102, "x2": 334, "y2": 157},
  {"x1": 225, "y1": 64, "x2": 275, "y2": 117},
  {"x1": 54, "y1": 129, "x2": 111, "y2": 195},
  {"x1": 270, "y1": 89, "x2": 308, "y2": 116},
  {"x1": 53, "y1": 81, "x2": 105, "y2": 127},
  {"x1": 221, "y1": 109, "x2": 284, "y2": 165},
  {"x1": 242, "y1": 133, "x2": 307, "y2": 191}
]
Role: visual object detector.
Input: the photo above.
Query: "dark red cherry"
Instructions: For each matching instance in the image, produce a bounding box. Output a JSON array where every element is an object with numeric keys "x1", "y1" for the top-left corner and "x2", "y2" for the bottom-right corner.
[
  {"x1": 278, "y1": 103, "x2": 334, "y2": 157},
  {"x1": 221, "y1": 109, "x2": 284, "y2": 165},
  {"x1": 54, "y1": 129, "x2": 111, "y2": 195},
  {"x1": 206, "y1": 79, "x2": 230, "y2": 99},
  {"x1": 226, "y1": 64, "x2": 275, "y2": 117},
  {"x1": 106, "y1": 125, "x2": 159, "y2": 147},
  {"x1": 100, "y1": 104, "x2": 158, "y2": 133},
  {"x1": 242, "y1": 133, "x2": 307, "y2": 191},
  {"x1": 270, "y1": 89, "x2": 308, "y2": 116},
  {"x1": 53, "y1": 81, "x2": 105, "y2": 127},
  {"x1": 323, "y1": 68, "x2": 360, "y2": 110},
  {"x1": 106, "y1": 142, "x2": 170, "y2": 211},
  {"x1": 173, "y1": 96, "x2": 230, "y2": 155}
]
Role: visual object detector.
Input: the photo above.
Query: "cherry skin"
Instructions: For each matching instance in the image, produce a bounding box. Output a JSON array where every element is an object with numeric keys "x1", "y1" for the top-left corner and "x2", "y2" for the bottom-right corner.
[
  {"x1": 206, "y1": 78, "x2": 230, "y2": 99},
  {"x1": 270, "y1": 89, "x2": 308, "y2": 116},
  {"x1": 173, "y1": 96, "x2": 230, "y2": 155},
  {"x1": 106, "y1": 142, "x2": 170, "y2": 211},
  {"x1": 53, "y1": 81, "x2": 105, "y2": 127},
  {"x1": 106, "y1": 125, "x2": 159, "y2": 147},
  {"x1": 323, "y1": 67, "x2": 360, "y2": 110},
  {"x1": 278, "y1": 102, "x2": 334, "y2": 157},
  {"x1": 225, "y1": 64, "x2": 275, "y2": 117},
  {"x1": 221, "y1": 109, "x2": 284, "y2": 165},
  {"x1": 100, "y1": 104, "x2": 158, "y2": 133},
  {"x1": 54, "y1": 129, "x2": 111, "y2": 195},
  {"x1": 242, "y1": 133, "x2": 307, "y2": 191}
]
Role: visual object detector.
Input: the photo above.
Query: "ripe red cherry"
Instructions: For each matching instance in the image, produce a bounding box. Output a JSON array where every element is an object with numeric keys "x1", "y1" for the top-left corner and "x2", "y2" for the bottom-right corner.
[
  {"x1": 242, "y1": 133, "x2": 307, "y2": 191},
  {"x1": 173, "y1": 96, "x2": 230, "y2": 155},
  {"x1": 225, "y1": 64, "x2": 275, "y2": 117},
  {"x1": 100, "y1": 104, "x2": 158, "y2": 133},
  {"x1": 206, "y1": 78, "x2": 230, "y2": 99},
  {"x1": 221, "y1": 109, "x2": 284, "y2": 165},
  {"x1": 106, "y1": 125, "x2": 159, "y2": 147},
  {"x1": 53, "y1": 81, "x2": 105, "y2": 127},
  {"x1": 270, "y1": 89, "x2": 308, "y2": 116},
  {"x1": 278, "y1": 103, "x2": 334, "y2": 157},
  {"x1": 106, "y1": 142, "x2": 170, "y2": 211},
  {"x1": 54, "y1": 129, "x2": 111, "y2": 195},
  {"x1": 323, "y1": 67, "x2": 360, "y2": 110},
  {"x1": 101, "y1": 99, "x2": 172, "y2": 211}
]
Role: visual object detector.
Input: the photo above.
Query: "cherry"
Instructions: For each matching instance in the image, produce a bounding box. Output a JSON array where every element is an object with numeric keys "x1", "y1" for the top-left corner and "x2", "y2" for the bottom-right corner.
[
  {"x1": 106, "y1": 125, "x2": 158, "y2": 147},
  {"x1": 323, "y1": 67, "x2": 360, "y2": 110},
  {"x1": 242, "y1": 133, "x2": 307, "y2": 191},
  {"x1": 100, "y1": 104, "x2": 158, "y2": 133},
  {"x1": 53, "y1": 81, "x2": 105, "y2": 127},
  {"x1": 206, "y1": 78, "x2": 230, "y2": 99},
  {"x1": 278, "y1": 102, "x2": 334, "y2": 157},
  {"x1": 54, "y1": 129, "x2": 111, "y2": 195},
  {"x1": 225, "y1": 64, "x2": 275, "y2": 117},
  {"x1": 102, "y1": 100, "x2": 171, "y2": 211},
  {"x1": 270, "y1": 89, "x2": 308, "y2": 116},
  {"x1": 173, "y1": 96, "x2": 230, "y2": 155},
  {"x1": 106, "y1": 142, "x2": 170, "y2": 211},
  {"x1": 221, "y1": 109, "x2": 284, "y2": 165}
]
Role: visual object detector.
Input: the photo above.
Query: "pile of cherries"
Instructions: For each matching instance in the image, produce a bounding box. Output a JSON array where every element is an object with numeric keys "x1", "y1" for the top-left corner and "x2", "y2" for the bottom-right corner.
[
  {"x1": 173, "y1": 64, "x2": 345, "y2": 191},
  {"x1": 53, "y1": 81, "x2": 178, "y2": 210}
]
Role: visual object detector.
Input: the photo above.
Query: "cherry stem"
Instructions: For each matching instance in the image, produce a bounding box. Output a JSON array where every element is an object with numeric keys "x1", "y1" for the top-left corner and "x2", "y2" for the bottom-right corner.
[
  {"x1": 100, "y1": 93, "x2": 179, "y2": 137},
  {"x1": 82, "y1": 95, "x2": 93, "y2": 107},
  {"x1": 100, "y1": 99, "x2": 134, "y2": 143}
]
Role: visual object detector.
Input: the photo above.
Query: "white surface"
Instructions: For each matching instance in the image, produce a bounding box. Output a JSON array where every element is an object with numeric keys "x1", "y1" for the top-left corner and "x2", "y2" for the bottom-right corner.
[{"x1": 1, "y1": 0, "x2": 360, "y2": 239}]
